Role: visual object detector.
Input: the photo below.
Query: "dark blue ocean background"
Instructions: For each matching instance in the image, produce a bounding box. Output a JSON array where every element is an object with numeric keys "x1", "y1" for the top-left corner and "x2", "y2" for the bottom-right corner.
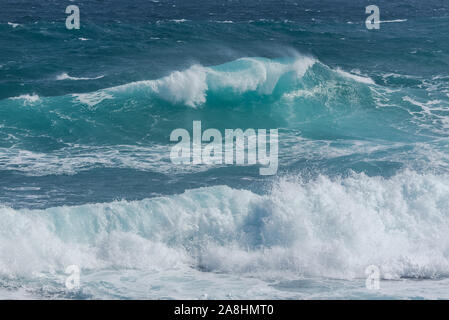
[{"x1": 1, "y1": 0, "x2": 449, "y2": 299}]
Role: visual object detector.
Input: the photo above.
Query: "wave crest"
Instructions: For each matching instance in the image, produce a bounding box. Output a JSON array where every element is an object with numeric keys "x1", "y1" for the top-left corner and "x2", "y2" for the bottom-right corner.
[
  {"x1": 1, "y1": 170, "x2": 449, "y2": 280},
  {"x1": 110, "y1": 56, "x2": 318, "y2": 107}
]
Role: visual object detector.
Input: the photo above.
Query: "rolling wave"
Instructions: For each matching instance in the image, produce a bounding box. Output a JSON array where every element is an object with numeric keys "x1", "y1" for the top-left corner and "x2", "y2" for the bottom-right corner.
[
  {"x1": 1, "y1": 56, "x2": 447, "y2": 178},
  {"x1": 4, "y1": 55, "x2": 373, "y2": 108},
  {"x1": 1, "y1": 170, "x2": 449, "y2": 281},
  {"x1": 0, "y1": 56, "x2": 388, "y2": 146}
]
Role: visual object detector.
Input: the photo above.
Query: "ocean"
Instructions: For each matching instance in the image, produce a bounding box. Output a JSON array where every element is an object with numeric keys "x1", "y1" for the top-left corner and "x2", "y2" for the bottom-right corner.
[{"x1": 1, "y1": 0, "x2": 449, "y2": 299}]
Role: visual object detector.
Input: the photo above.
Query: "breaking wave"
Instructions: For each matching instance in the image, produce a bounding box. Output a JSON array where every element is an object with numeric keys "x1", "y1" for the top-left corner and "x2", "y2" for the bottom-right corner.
[{"x1": 1, "y1": 170, "x2": 449, "y2": 281}]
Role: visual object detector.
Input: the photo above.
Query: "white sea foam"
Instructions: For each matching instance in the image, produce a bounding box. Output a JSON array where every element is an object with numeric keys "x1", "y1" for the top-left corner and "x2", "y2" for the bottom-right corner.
[
  {"x1": 146, "y1": 64, "x2": 208, "y2": 107},
  {"x1": 7, "y1": 22, "x2": 20, "y2": 28},
  {"x1": 1, "y1": 170, "x2": 449, "y2": 282},
  {"x1": 335, "y1": 68, "x2": 375, "y2": 85},
  {"x1": 402, "y1": 96, "x2": 443, "y2": 111},
  {"x1": 9, "y1": 94, "x2": 40, "y2": 105},
  {"x1": 56, "y1": 72, "x2": 104, "y2": 81},
  {"x1": 170, "y1": 19, "x2": 188, "y2": 23},
  {"x1": 110, "y1": 56, "x2": 317, "y2": 107},
  {"x1": 72, "y1": 91, "x2": 113, "y2": 107},
  {"x1": 0, "y1": 144, "x2": 207, "y2": 176},
  {"x1": 380, "y1": 19, "x2": 407, "y2": 23}
]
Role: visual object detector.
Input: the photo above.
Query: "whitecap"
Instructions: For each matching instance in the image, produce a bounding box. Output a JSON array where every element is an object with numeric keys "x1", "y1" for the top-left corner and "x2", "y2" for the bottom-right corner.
[
  {"x1": 9, "y1": 94, "x2": 40, "y2": 105},
  {"x1": 335, "y1": 68, "x2": 375, "y2": 85},
  {"x1": 379, "y1": 19, "x2": 407, "y2": 23},
  {"x1": 72, "y1": 91, "x2": 113, "y2": 106},
  {"x1": 7, "y1": 22, "x2": 20, "y2": 28},
  {"x1": 56, "y1": 72, "x2": 104, "y2": 81}
]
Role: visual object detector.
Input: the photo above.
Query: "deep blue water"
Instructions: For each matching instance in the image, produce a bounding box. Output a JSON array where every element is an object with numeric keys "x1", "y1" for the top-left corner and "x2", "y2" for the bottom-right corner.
[{"x1": 1, "y1": 0, "x2": 449, "y2": 299}]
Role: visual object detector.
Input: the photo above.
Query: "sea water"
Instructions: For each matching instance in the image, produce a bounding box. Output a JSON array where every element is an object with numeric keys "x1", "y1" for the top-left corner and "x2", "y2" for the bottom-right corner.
[{"x1": 1, "y1": 0, "x2": 449, "y2": 299}]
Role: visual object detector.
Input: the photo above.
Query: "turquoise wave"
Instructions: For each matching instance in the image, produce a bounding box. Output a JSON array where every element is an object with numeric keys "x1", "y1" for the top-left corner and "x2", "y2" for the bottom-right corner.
[
  {"x1": 2, "y1": 170, "x2": 449, "y2": 299},
  {"x1": 1, "y1": 56, "x2": 446, "y2": 148}
]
